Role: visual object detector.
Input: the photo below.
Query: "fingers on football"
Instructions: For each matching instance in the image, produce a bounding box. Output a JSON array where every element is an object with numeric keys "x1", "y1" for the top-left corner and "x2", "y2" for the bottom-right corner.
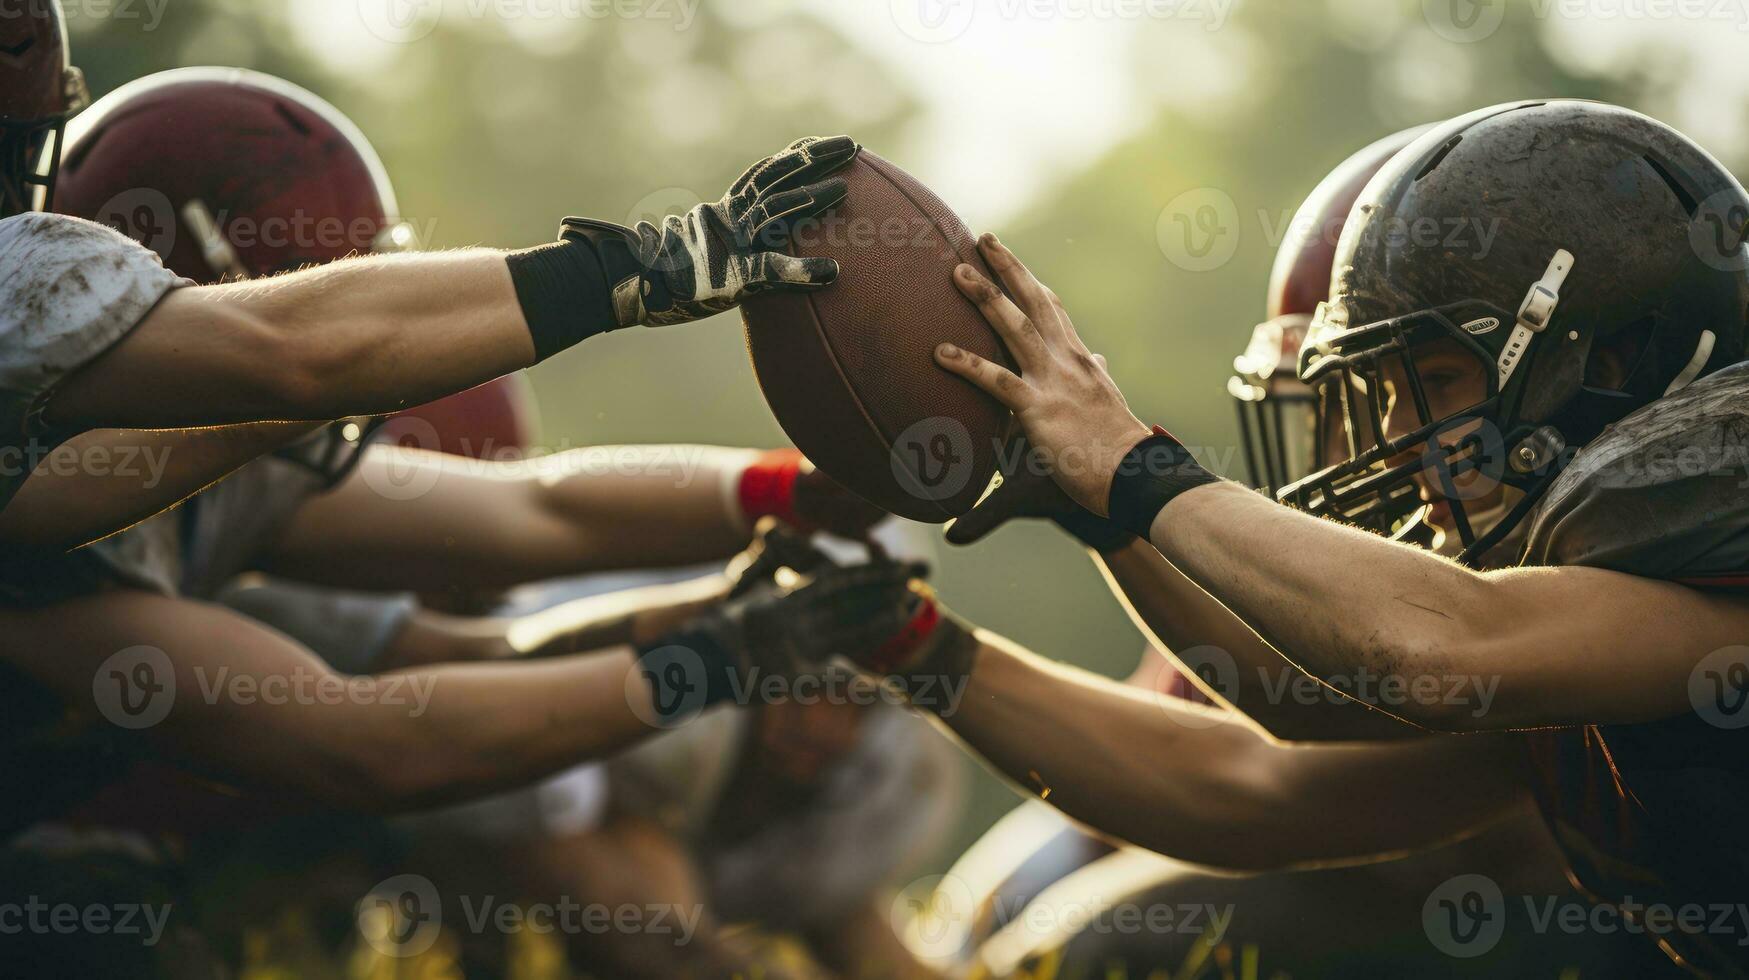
[
  {"x1": 752, "y1": 135, "x2": 860, "y2": 197},
  {"x1": 751, "y1": 177, "x2": 848, "y2": 244},
  {"x1": 952, "y1": 264, "x2": 1046, "y2": 364},
  {"x1": 754, "y1": 253, "x2": 839, "y2": 290},
  {"x1": 977, "y1": 234, "x2": 1064, "y2": 329},
  {"x1": 935, "y1": 342, "x2": 1028, "y2": 408}
]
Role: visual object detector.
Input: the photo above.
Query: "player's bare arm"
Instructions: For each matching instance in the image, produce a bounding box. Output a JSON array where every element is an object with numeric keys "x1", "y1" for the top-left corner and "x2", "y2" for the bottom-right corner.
[
  {"x1": 38, "y1": 136, "x2": 859, "y2": 434},
  {"x1": 0, "y1": 590, "x2": 656, "y2": 811},
  {"x1": 937, "y1": 235, "x2": 1749, "y2": 731},
  {"x1": 260, "y1": 446, "x2": 883, "y2": 593},
  {"x1": 945, "y1": 436, "x2": 1426, "y2": 741},
  {"x1": 0, "y1": 421, "x2": 323, "y2": 550},
  {"x1": 792, "y1": 570, "x2": 1527, "y2": 869},
  {"x1": 0, "y1": 534, "x2": 880, "y2": 810}
]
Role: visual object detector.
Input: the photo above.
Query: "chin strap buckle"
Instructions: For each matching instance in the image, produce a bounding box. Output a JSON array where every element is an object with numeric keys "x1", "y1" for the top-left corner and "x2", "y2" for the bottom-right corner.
[{"x1": 1497, "y1": 248, "x2": 1574, "y2": 389}]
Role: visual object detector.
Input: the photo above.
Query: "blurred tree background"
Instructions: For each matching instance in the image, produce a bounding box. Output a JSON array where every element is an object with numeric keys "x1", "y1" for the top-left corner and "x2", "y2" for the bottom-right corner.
[{"x1": 64, "y1": 0, "x2": 1743, "y2": 875}]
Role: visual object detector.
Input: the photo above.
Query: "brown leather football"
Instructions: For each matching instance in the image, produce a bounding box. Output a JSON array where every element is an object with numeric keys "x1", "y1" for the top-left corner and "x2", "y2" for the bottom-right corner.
[{"x1": 741, "y1": 150, "x2": 1016, "y2": 523}]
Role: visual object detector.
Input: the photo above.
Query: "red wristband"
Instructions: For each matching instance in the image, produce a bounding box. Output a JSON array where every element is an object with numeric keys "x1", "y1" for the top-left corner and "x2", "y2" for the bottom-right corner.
[
  {"x1": 867, "y1": 598, "x2": 941, "y2": 674},
  {"x1": 738, "y1": 448, "x2": 806, "y2": 528}
]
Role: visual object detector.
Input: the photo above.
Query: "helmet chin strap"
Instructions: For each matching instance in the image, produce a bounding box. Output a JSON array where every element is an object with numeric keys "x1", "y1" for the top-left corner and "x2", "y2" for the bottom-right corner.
[{"x1": 1497, "y1": 249, "x2": 1575, "y2": 389}]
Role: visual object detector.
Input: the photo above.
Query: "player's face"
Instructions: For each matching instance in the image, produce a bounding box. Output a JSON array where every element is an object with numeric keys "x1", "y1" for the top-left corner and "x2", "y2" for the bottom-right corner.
[{"x1": 1368, "y1": 338, "x2": 1507, "y2": 538}]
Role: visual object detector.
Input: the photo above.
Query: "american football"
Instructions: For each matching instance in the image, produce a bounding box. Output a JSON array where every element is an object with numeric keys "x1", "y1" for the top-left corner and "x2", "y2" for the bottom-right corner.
[{"x1": 742, "y1": 149, "x2": 1016, "y2": 522}]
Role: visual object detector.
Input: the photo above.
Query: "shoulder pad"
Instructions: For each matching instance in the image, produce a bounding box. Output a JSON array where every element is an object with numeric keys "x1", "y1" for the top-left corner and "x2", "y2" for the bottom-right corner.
[{"x1": 1520, "y1": 362, "x2": 1749, "y2": 583}]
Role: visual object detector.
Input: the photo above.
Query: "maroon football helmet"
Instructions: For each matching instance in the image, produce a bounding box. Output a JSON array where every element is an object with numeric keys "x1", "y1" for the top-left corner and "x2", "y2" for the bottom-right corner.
[
  {"x1": 56, "y1": 66, "x2": 413, "y2": 282},
  {"x1": 379, "y1": 375, "x2": 542, "y2": 460},
  {"x1": 0, "y1": 0, "x2": 88, "y2": 217},
  {"x1": 1229, "y1": 126, "x2": 1430, "y2": 494}
]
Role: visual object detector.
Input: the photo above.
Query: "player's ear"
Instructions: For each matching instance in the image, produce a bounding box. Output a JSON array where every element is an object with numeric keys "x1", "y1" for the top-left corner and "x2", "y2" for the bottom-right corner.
[{"x1": 1584, "y1": 329, "x2": 1643, "y2": 390}]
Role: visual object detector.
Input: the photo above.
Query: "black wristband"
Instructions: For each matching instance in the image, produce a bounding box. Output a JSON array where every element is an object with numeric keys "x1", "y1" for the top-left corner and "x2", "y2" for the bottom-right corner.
[
  {"x1": 504, "y1": 237, "x2": 616, "y2": 362},
  {"x1": 1106, "y1": 431, "x2": 1221, "y2": 539},
  {"x1": 1053, "y1": 509, "x2": 1135, "y2": 553},
  {"x1": 635, "y1": 628, "x2": 739, "y2": 723}
]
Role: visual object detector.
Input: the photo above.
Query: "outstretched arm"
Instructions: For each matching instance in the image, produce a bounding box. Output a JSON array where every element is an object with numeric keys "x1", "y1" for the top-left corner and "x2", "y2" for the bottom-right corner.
[
  {"x1": 0, "y1": 422, "x2": 323, "y2": 550},
  {"x1": 937, "y1": 632, "x2": 1528, "y2": 870},
  {"x1": 40, "y1": 136, "x2": 861, "y2": 433},
  {"x1": 0, "y1": 591, "x2": 662, "y2": 812},
  {"x1": 260, "y1": 445, "x2": 883, "y2": 593}
]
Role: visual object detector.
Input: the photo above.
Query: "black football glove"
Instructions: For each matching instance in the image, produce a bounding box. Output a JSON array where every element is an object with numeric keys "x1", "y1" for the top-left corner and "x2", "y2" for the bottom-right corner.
[
  {"x1": 564, "y1": 136, "x2": 859, "y2": 327},
  {"x1": 636, "y1": 557, "x2": 927, "y2": 722},
  {"x1": 946, "y1": 424, "x2": 1133, "y2": 552}
]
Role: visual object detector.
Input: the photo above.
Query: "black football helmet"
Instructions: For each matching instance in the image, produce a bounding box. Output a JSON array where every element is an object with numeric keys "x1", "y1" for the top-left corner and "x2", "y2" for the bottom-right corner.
[{"x1": 1279, "y1": 100, "x2": 1749, "y2": 565}]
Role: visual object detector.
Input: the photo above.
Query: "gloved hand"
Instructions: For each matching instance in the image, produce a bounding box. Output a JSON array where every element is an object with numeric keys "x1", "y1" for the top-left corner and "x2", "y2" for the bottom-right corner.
[
  {"x1": 837, "y1": 578, "x2": 981, "y2": 715},
  {"x1": 636, "y1": 555, "x2": 925, "y2": 722},
  {"x1": 565, "y1": 136, "x2": 860, "y2": 327},
  {"x1": 946, "y1": 424, "x2": 1133, "y2": 552},
  {"x1": 722, "y1": 518, "x2": 837, "y2": 599}
]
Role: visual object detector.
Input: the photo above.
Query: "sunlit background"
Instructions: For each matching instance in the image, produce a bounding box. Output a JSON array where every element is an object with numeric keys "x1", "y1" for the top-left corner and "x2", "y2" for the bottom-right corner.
[{"x1": 66, "y1": 0, "x2": 1749, "y2": 888}]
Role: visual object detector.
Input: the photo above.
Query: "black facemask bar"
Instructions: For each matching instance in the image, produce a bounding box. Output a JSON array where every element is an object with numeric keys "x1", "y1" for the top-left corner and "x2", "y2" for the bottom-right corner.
[{"x1": 1278, "y1": 300, "x2": 1568, "y2": 566}]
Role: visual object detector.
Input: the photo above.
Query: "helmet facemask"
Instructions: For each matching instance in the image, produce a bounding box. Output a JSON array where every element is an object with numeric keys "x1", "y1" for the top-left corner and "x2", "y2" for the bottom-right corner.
[
  {"x1": 1230, "y1": 314, "x2": 1322, "y2": 496},
  {"x1": 1282, "y1": 297, "x2": 1556, "y2": 565}
]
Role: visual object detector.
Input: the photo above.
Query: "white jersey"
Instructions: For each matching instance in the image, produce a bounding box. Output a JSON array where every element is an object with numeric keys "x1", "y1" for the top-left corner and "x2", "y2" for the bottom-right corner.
[{"x1": 0, "y1": 212, "x2": 187, "y2": 513}]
